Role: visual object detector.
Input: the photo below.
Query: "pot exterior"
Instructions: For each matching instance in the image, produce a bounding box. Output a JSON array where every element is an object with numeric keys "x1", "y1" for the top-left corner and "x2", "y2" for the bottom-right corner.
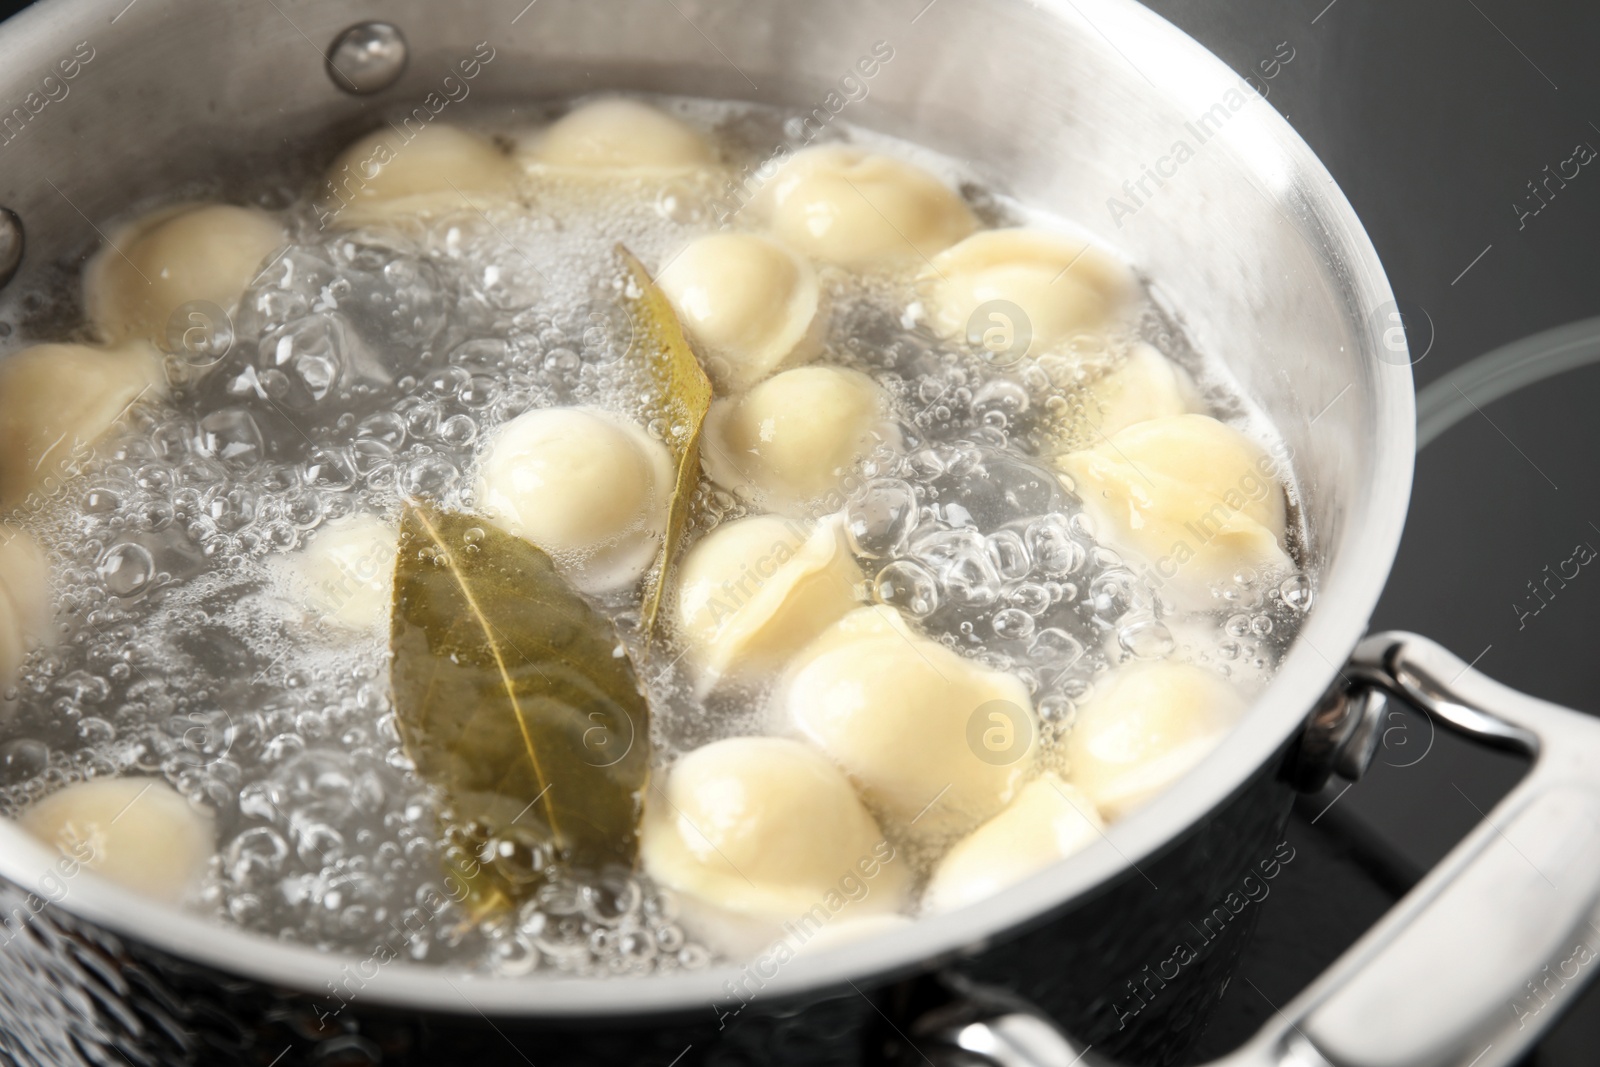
[
  {"x1": 0, "y1": 0, "x2": 1411, "y2": 1048},
  {"x1": 0, "y1": 752, "x2": 1294, "y2": 1067}
]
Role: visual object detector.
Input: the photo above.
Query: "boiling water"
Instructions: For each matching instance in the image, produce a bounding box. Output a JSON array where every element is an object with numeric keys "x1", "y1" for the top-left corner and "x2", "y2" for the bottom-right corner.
[{"x1": 0, "y1": 96, "x2": 1311, "y2": 976}]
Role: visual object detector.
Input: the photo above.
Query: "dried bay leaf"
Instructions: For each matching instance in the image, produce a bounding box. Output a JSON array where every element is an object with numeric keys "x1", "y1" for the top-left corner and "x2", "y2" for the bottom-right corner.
[
  {"x1": 390, "y1": 504, "x2": 650, "y2": 914},
  {"x1": 617, "y1": 245, "x2": 713, "y2": 637}
]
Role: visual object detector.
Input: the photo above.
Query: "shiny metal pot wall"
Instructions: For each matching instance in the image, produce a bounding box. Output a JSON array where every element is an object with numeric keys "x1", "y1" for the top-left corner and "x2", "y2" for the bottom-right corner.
[{"x1": 0, "y1": 1, "x2": 1595, "y2": 1066}]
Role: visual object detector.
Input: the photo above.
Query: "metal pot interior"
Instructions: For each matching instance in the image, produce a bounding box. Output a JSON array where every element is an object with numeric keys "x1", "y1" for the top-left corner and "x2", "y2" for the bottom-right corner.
[{"x1": 0, "y1": 0, "x2": 1414, "y2": 1015}]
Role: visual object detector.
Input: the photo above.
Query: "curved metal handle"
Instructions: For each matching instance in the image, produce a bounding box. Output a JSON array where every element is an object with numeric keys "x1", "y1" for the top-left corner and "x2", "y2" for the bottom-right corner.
[{"x1": 924, "y1": 631, "x2": 1600, "y2": 1067}]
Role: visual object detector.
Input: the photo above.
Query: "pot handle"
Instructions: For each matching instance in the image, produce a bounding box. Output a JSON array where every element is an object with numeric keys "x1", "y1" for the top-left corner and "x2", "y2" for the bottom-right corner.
[{"x1": 919, "y1": 631, "x2": 1600, "y2": 1067}]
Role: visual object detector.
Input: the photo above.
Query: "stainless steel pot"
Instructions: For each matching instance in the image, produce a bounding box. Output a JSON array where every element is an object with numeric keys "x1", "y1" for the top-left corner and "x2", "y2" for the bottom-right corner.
[{"x1": 0, "y1": 1, "x2": 1595, "y2": 1065}]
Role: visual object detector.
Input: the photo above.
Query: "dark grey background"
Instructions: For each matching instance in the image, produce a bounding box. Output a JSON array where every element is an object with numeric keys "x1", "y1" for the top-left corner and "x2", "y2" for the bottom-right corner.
[
  {"x1": 1138, "y1": 1, "x2": 1600, "y2": 1062},
  {"x1": 0, "y1": 0, "x2": 1595, "y2": 1061}
]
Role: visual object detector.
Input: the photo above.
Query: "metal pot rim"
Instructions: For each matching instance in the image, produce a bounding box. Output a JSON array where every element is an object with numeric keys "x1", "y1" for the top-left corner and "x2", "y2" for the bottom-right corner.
[{"x1": 0, "y1": 0, "x2": 1414, "y2": 1017}]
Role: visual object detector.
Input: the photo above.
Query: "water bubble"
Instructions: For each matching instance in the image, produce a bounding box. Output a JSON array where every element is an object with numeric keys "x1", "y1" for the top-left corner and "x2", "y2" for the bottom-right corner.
[
  {"x1": 303, "y1": 447, "x2": 359, "y2": 492},
  {"x1": 1009, "y1": 582, "x2": 1052, "y2": 616},
  {"x1": 1279, "y1": 574, "x2": 1313, "y2": 611},
  {"x1": 1029, "y1": 628, "x2": 1084, "y2": 668},
  {"x1": 83, "y1": 487, "x2": 121, "y2": 514},
  {"x1": 1037, "y1": 691, "x2": 1077, "y2": 728},
  {"x1": 195, "y1": 409, "x2": 265, "y2": 466},
  {"x1": 873, "y1": 560, "x2": 939, "y2": 619},
  {"x1": 913, "y1": 527, "x2": 1000, "y2": 608},
  {"x1": 399, "y1": 454, "x2": 462, "y2": 501},
  {"x1": 986, "y1": 530, "x2": 1031, "y2": 581},
  {"x1": 437, "y1": 414, "x2": 479, "y2": 448},
  {"x1": 1028, "y1": 516, "x2": 1086, "y2": 577},
  {"x1": 0, "y1": 739, "x2": 48, "y2": 785},
  {"x1": 973, "y1": 378, "x2": 1030, "y2": 417},
  {"x1": 258, "y1": 313, "x2": 352, "y2": 411},
  {"x1": 991, "y1": 607, "x2": 1035, "y2": 641},
  {"x1": 1118, "y1": 617, "x2": 1175, "y2": 660},
  {"x1": 580, "y1": 301, "x2": 635, "y2": 365},
  {"x1": 97, "y1": 542, "x2": 155, "y2": 597},
  {"x1": 225, "y1": 826, "x2": 290, "y2": 885},
  {"x1": 844, "y1": 479, "x2": 918, "y2": 559},
  {"x1": 357, "y1": 411, "x2": 408, "y2": 448}
]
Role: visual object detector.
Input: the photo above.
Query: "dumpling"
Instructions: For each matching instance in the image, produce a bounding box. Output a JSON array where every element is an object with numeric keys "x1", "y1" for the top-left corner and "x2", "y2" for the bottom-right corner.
[
  {"x1": 521, "y1": 98, "x2": 715, "y2": 171},
  {"x1": 785, "y1": 605, "x2": 1036, "y2": 844},
  {"x1": 477, "y1": 406, "x2": 673, "y2": 592},
  {"x1": 701, "y1": 366, "x2": 893, "y2": 515},
  {"x1": 1060, "y1": 343, "x2": 1200, "y2": 448},
  {"x1": 752, "y1": 146, "x2": 976, "y2": 266},
  {"x1": 321, "y1": 124, "x2": 519, "y2": 226},
  {"x1": 922, "y1": 228, "x2": 1134, "y2": 361},
  {"x1": 276, "y1": 513, "x2": 398, "y2": 631},
  {"x1": 641, "y1": 736, "x2": 907, "y2": 955},
  {"x1": 923, "y1": 773, "x2": 1103, "y2": 913},
  {"x1": 20, "y1": 778, "x2": 215, "y2": 903},
  {"x1": 0, "y1": 527, "x2": 50, "y2": 687},
  {"x1": 674, "y1": 514, "x2": 862, "y2": 686},
  {"x1": 0, "y1": 342, "x2": 164, "y2": 506},
  {"x1": 1054, "y1": 414, "x2": 1291, "y2": 607},
  {"x1": 657, "y1": 233, "x2": 823, "y2": 393},
  {"x1": 1064, "y1": 661, "x2": 1245, "y2": 819},
  {"x1": 85, "y1": 203, "x2": 286, "y2": 346}
]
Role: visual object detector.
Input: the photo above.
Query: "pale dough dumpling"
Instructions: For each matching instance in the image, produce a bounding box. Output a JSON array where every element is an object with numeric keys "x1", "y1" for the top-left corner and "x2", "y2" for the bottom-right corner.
[
  {"x1": 0, "y1": 342, "x2": 164, "y2": 506},
  {"x1": 20, "y1": 778, "x2": 215, "y2": 903},
  {"x1": 1064, "y1": 661, "x2": 1245, "y2": 819},
  {"x1": 702, "y1": 365, "x2": 892, "y2": 514},
  {"x1": 923, "y1": 774, "x2": 1103, "y2": 913},
  {"x1": 1055, "y1": 414, "x2": 1291, "y2": 607},
  {"x1": 85, "y1": 203, "x2": 285, "y2": 346},
  {"x1": 1064, "y1": 343, "x2": 1200, "y2": 447},
  {"x1": 675, "y1": 514, "x2": 862, "y2": 686},
  {"x1": 277, "y1": 513, "x2": 399, "y2": 631},
  {"x1": 753, "y1": 145, "x2": 976, "y2": 266},
  {"x1": 922, "y1": 228, "x2": 1134, "y2": 361},
  {"x1": 657, "y1": 233, "x2": 823, "y2": 393},
  {"x1": 522, "y1": 98, "x2": 715, "y2": 171},
  {"x1": 785, "y1": 605, "x2": 1036, "y2": 844},
  {"x1": 477, "y1": 406, "x2": 673, "y2": 592},
  {"x1": 641, "y1": 737, "x2": 907, "y2": 954},
  {"x1": 0, "y1": 527, "x2": 50, "y2": 688},
  {"x1": 322, "y1": 124, "x2": 518, "y2": 226}
]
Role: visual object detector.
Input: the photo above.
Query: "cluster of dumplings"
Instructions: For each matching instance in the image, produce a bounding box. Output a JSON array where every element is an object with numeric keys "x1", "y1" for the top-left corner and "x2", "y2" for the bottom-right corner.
[{"x1": 0, "y1": 96, "x2": 1298, "y2": 950}]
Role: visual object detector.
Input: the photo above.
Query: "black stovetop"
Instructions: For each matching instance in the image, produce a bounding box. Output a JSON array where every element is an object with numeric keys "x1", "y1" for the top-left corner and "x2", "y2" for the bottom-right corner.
[{"x1": 1144, "y1": 1, "x2": 1600, "y2": 1062}]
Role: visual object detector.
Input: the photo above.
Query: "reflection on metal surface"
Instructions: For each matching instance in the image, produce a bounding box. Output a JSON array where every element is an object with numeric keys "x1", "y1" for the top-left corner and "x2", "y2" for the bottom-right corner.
[{"x1": 0, "y1": 209, "x2": 21, "y2": 291}]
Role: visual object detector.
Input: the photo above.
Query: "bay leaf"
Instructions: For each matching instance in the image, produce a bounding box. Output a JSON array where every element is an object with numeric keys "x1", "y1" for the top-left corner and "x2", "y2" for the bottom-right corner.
[
  {"x1": 389, "y1": 504, "x2": 650, "y2": 913},
  {"x1": 617, "y1": 245, "x2": 713, "y2": 637}
]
